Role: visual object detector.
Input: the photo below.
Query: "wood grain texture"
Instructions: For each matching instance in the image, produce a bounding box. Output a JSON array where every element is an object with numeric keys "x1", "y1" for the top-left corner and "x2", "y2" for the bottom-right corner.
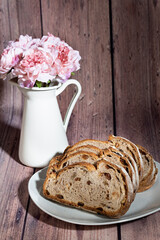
[
  {"x1": 112, "y1": 0, "x2": 160, "y2": 158},
  {"x1": 0, "y1": 0, "x2": 160, "y2": 239},
  {"x1": 0, "y1": 0, "x2": 42, "y2": 239},
  {"x1": 23, "y1": 200, "x2": 117, "y2": 240},
  {"x1": 23, "y1": 0, "x2": 116, "y2": 240},
  {"x1": 111, "y1": 0, "x2": 160, "y2": 239},
  {"x1": 41, "y1": 0, "x2": 113, "y2": 142}
]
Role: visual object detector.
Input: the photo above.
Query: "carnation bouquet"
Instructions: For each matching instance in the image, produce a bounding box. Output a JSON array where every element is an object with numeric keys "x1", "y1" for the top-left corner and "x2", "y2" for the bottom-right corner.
[{"x1": 0, "y1": 33, "x2": 81, "y2": 88}]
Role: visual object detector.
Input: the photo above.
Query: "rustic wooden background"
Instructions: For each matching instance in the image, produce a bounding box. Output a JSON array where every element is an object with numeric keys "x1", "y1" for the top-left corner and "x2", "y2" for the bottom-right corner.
[{"x1": 0, "y1": 0, "x2": 160, "y2": 239}]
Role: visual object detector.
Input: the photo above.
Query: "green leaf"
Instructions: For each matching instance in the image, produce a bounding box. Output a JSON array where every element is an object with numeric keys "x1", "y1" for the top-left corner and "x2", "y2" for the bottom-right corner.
[
  {"x1": 35, "y1": 80, "x2": 42, "y2": 88},
  {"x1": 71, "y1": 72, "x2": 75, "y2": 76},
  {"x1": 46, "y1": 80, "x2": 51, "y2": 87}
]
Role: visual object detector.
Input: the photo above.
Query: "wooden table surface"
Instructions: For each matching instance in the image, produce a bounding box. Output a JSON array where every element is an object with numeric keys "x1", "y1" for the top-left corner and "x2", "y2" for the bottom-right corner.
[{"x1": 0, "y1": 0, "x2": 160, "y2": 239}]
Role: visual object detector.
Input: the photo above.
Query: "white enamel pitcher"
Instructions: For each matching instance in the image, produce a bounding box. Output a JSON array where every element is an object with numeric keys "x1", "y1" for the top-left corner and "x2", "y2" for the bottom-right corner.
[{"x1": 10, "y1": 78, "x2": 81, "y2": 168}]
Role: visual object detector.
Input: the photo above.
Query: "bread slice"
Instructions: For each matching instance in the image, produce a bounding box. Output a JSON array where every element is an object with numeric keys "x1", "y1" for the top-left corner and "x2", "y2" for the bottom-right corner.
[
  {"x1": 108, "y1": 135, "x2": 144, "y2": 181},
  {"x1": 47, "y1": 143, "x2": 108, "y2": 177},
  {"x1": 43, "y1": 160, "x2": 134, "y2": 218},
  {"x1": 138, "y1": 156, "x2": 158, "y2": 192},
  {"x1": 145, "y1": 163, "x2": 158, "y2": 191},
  {"x1": 49, "y1": 138, "x2": 139, "y2": 192},
  {"x1": 103, "y1": 149, "x2": 137, "y2": 194},
  {"x1": 62, "y1": 145, "x2": 103, "y2": 159},
  {"x1": 64, "y1": 139, "x2": 112, "y2": 154},
  {"x1": 137, "y1": 145, "x2": 155, "y2": 192},
  {"x1": 63, "y1": 138, "x2": 139, "y2": 188},
  {"x1": 54, "y1": 149, "x2": 135, "y2": 199},
  {"x1": 56, "y1": 151, "x2": 100, "y2": 171},
  {"x1": 108, "y1": 146, "x2": 139, "y2": 191},
  {"x1": 48, "y1": 142, "x2": 104, "y2": 169}
]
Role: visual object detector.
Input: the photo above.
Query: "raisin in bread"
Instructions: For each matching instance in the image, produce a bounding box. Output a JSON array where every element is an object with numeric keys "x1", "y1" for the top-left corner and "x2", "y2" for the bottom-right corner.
[{"x1": 43, "y1": 160, "x2": 134, "y2": 218}]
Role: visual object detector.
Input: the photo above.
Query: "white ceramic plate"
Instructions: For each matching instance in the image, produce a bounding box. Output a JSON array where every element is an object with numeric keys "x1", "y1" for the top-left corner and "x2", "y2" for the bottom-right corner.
[{"x1": 28, "y1": 161, "x2": 160, "y2": 225}]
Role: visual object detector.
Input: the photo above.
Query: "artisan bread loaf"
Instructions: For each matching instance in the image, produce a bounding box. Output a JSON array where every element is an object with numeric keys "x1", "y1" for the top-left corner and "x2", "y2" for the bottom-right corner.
[
  {"x1": 54, "y1": 149, "x2": 135, "y2": 200},
  {"x1": 43, "y1": 160, "x2": 134, "y2": 218},
  {"x1": 43, "y1": 135, "x2": 158, "y2": 218},
  {"x1": 49, "y1": 146, "x2": 137, "y2": 195},
  {"x1": 64, "y1": 138, "x2": 140, "y2": 189}
]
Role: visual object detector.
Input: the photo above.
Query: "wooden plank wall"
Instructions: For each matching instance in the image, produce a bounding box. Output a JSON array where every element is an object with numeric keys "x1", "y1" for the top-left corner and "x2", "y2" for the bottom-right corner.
[
  {"x1": 112, "y1": 1, "x2": 160, "y2": 239},
  {"x1": 0, "y1": 0, "x2": 160, "y2": 240},
  {"x1": 0, "y1": 1, "x2": 42, "y2": 240}
]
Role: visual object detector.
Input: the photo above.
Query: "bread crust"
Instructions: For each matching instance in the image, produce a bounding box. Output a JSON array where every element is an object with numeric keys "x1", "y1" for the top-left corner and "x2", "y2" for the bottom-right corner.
[
  {"x1": 138, "y1": 161, "x2": 158, "y2": 192},
  {"x1": 57, "y1": 151, "x2": 99, "y2": 170},
  {"x1": 108, "y1": 135, "x2": 144, "y2": 181},
  {"x1": 64, "y1": 139, "x2": 112, "y2": 153},
  {"x1": 103, "y1": 149, "x2": 137, "y2": 196},
  {"x1": 136, "y1": 145, "x2": 154, "y2": 192},
  {"x1": 108, "y1": 146, "x2": 139, "y2": 192},
  {"x1": 62, "y1": 144, "x2": 103, "y2": 159}
]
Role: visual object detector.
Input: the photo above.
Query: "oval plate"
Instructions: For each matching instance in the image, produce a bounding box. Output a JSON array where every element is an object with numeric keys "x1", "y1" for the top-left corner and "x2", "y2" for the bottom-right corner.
[{"x1": 28, "y1": 162, "x2": 160, "y2": 225}]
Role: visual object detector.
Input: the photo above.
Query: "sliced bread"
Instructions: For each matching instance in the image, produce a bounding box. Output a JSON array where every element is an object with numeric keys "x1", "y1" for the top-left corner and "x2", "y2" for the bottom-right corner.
[
  {"x1": 56, "y1": 151, "x2": 100, "y2": 171},
  {"x1": 43, "y1": 160, "x2": 133, "y2": 218},
  {"x1": 54, "y1": 149, "x2": 135, "y2": 199},
  {"x1": 137, "y1": 145, "x2": 154, "y2": 192},
  {"x1": 63, "y1": 138, "x2": 139, "y2": 190},
  {"x1": 108, "y1": 146, "x2": 139, "y2": 191},
  {"x1": 103, "y1": 149, "x2": 137, "y2": 194},
  {"x1": 64, "y1": 139, "x2": 112, "y2": 153},
  {"x1": 108, "y1": 135, "x2": 144, "y2": 181},
  {"x1": 43, "y1": 135, "x2": 158, "y2": 218},
  {"x1": 62, "y1": 145, "x2": 103, "y2": 159}
]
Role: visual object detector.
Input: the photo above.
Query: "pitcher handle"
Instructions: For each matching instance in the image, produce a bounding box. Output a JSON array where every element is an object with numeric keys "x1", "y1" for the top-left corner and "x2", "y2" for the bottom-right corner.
[{"x1": 56, "y1": 79, "x2": 82, "y2": 132}]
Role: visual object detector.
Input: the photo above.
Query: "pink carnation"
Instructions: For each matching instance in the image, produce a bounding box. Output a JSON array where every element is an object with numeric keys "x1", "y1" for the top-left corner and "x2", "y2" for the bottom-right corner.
[
  {"x1": 13, "y1": 48, "x2": 55, "y2": 87},
  {"x1": 0, "y1": 47, "x2": 23, "y2": 75},
  {"x1": 54, "y1": 42, "x2": 81, "y2": 81},
  {"x1": 9, "y1": 35, "x2": 40, "y2": 50},
  {"x1": 0, "y1": 33, "x2": 81, "y2": 87},
  {"x1": 40, "y1": 33, "x2": 60, "y2": 50}
]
